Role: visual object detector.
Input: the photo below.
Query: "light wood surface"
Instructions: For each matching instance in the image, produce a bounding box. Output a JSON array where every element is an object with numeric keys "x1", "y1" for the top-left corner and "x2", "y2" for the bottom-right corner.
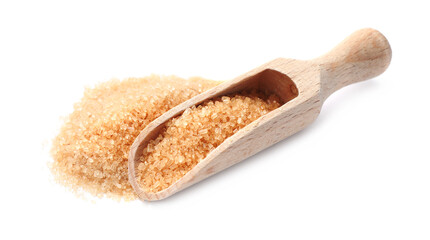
[{"x1": 128, "y1": 28, "x2": 392, "y2": 201}]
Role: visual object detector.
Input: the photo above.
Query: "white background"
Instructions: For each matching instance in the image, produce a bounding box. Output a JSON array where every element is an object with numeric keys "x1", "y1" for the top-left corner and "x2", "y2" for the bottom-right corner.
[{"x1": 1, "y1": 0, "x2": 429, "y2": 239}]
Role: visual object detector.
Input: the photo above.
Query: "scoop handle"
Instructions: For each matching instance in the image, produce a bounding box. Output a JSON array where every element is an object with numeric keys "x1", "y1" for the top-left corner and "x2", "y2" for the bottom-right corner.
[{"x1": 315, "y1": 28, "x2": 392, "y2": 100}]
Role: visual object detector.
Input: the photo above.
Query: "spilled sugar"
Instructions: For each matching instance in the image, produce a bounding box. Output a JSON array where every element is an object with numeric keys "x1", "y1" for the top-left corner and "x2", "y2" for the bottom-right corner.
[
  {"x1": 137, "y1": 90, "x2": 281, "y2": 193},
  {"x1": 50, "y1": 75, "x2": 219, "y2": 200}
]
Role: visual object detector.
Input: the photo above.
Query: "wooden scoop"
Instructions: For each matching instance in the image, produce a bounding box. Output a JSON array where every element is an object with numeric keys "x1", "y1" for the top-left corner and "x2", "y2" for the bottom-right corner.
[{"x1": 128, "y1": 28, "x2": 392, "y2": 201}]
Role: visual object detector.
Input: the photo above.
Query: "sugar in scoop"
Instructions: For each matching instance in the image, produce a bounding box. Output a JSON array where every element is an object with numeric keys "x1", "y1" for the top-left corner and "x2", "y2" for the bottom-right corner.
[{"x1": 136, "y1": 90, "x2": 281, "y2": 193}]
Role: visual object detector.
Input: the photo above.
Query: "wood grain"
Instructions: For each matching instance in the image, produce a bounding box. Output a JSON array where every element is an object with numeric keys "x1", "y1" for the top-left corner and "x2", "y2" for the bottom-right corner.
[{"x1": 128, "y1": 28, "x2": 392, "y2": 201}]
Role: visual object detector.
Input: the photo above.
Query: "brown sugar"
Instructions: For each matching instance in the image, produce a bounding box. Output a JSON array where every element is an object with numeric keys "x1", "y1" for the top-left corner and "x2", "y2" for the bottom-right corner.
[
  {"x1": 50, "y1": 75, "x2": 219, "y2": 200},
  {"x1": 136, "y1": 90, "x2": 281, "y2": 193}
]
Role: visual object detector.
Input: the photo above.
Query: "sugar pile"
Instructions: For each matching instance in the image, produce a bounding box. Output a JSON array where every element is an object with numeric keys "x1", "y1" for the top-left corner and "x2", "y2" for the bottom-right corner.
[{"x1": 50, "y1": 75, "x2": 219, "y2": 200}]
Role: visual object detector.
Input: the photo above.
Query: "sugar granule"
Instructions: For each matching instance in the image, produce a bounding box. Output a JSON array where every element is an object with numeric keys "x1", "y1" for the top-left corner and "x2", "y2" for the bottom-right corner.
[
  {"x1": 50, "y1": 75, "x2": 219, "y2": 200},
  {"x1": 137, "y1": 90, "x2": 281, "y2": 193}
]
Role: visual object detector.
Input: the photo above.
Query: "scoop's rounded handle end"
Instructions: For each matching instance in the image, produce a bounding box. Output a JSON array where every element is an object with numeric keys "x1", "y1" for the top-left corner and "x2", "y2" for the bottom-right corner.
[{"x1": 316, "y1": 28, "x2": 392, "y2": 100}]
